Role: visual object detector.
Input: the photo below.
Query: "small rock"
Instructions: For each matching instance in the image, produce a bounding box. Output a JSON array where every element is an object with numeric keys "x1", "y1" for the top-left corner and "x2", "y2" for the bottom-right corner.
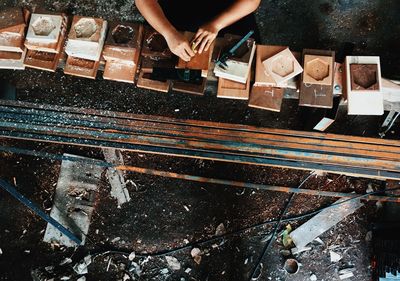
[
  {"x1": 111, "y1": 237, "x2": 120, "y2": 243},
  {"x1": 60, "y1": 277, "x2": 70, "y2": 281},
  {"x1": 128, "y1": 252, "x2": 136, "y2": 261},
  {"x1": 310, "y1": 273, "x2": 317, "y2": 281},
  {"x1": 160, "y1": 268, "x2": 169, "y2": 274},
  {"x1": 330, "y1": 251, "x2": 342, "y2": 262},
  {"x1": 77, "y1": 277, "x2": 86, "y2": 281},
  {"x1": 185, "y1": 268, "x2": 192, "y2": 274},
  {"x1": 165, "y1": 256, "x2": 181, "y2": 271},
  {"x1": 190, "y1": 248, "x2": 202, "y2": 264},
  {"x1": 0, "y1": 248, "x2": 2, "y2": 255},
  {"x1": 215, "y1": 223, "x2": 226, "y2": 235},
  {"x1": 280, "y1": 249, "x2": 291, "y2": 257},
  {"x1": 365, "y1": 231, "x2": 373, "y2": 242},
  {"x1": 59, "y1": 258, "x2": 72, "y2": 266},
  {"x1": 123, "y1": 273, "x2": 131, "y2": 281}
]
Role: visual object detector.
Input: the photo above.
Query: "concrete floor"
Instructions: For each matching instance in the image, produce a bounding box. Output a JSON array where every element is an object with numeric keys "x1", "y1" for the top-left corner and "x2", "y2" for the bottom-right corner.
[{"x1": 0, "y1": 0, "x2": 399, "y2": 280}]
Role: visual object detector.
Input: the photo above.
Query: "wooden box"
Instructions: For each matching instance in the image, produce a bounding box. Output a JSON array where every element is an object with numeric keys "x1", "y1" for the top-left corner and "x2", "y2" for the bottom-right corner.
[
  {"x1": 344, "y1": 56, "x2": 383, "y2": 115},
  {"x1": 299, "y1": 49, "x2": 335, "y2": 108},
  {"x1": 263, "y1": 47, "x2": 303, "y2": 85}
]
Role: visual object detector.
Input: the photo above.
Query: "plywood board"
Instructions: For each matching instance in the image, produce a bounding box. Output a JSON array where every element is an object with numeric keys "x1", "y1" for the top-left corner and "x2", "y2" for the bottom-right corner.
[
  {"x1": 103, "y1": 60, "x2": 136, "y2": 83},
  {"x1": 299, "y1": 49, "x2": 335, "y2": 108},
  {"x1": 176, "y1": 31, "x2": 214, "y2": 78},
  {"x1": 172, "y1": 78, "x2": 206, "y2": 95},
  {"x1": 249, "y1": 86, "x2": 284, "y2": 112},
  {"x1": 345, "y1": 56, "x2": 383, "y2": 115},
  {"x1": 263, "y1": 47, "x2": 303, "y2": 85},
  {"x1": 0, "y1": 27, "x2": 24, "y2": 52},
  {"x1": 217, "y1": 76, "x2": 250, "y2": 100},
  {"x1": 64, "y1": 56, "x2": 99, "y2": 79}
]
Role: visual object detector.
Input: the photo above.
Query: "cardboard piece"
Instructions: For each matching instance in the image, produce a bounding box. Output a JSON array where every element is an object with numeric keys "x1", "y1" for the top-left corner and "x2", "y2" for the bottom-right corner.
[
  {"x1": 263, "y1": 47, "x2": 303, "y2": 85},
  {"x1": 299, "y1": 49, "x2": 335, "y2": 108},
  {"x1": 214, "y1": 34, "x2": 256, "y2": 84},
  {"x1": 344, "y1": 56, "x2": 383, "y2": 115},
  {"x1": 248, "y1": 86, "x2": 284, "y2": 112},
  {"x1": 176, "y1": 31, "x2": 214, "y2": 78},
  {"x1": 217, "y1": 76, "x2": 250, "y2": 100}
]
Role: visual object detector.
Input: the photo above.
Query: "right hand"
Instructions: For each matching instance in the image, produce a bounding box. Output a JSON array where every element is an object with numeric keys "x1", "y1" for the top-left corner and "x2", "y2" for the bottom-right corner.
[{"x1": 165, "y1": 31, "x2": 195, "y2": 62}]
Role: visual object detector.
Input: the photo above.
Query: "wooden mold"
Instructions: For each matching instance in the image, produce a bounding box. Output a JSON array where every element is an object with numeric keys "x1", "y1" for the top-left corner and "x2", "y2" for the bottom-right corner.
[
  {"x1": 26, "y1": 14, "x2": 63, "y2": 45},
  {"x1": 213, "y1": 33, "x2": 256, "y2": 84},
  {"x1": 172, "y1": 78, "x2": 207, "y2": 96},
  {"x1": 0, "y1": 8, "x2": 25, "y2": 33},
  {"x1": 141, "y1": 25, "x2": 172, "y2": 58},
  {"x1": 64, "y1": 55, "x2": 100, "y2": 79},
  {"x1": 65, "y1": 16, "x2": 107, "y2": 61},
  {"x1": 248, "y1": 86, "x2": 284, "y2": 112},
  {"x1": 344, "y1": 56, "x2": 383, "y2": 115},
  {"x1": 217, "y1": 76, "x2": 250, "y2": 100},
  {"x1": 299, "y1": 49, "x2": 335, "y2": 108},
  {"x1": 263, "y1": 47, "x2": 303, "y2": 85},
  {"x1": 137, "y1": 28, "x2": 176, "y2": 92},
  {"x1": 176, "y1": 31, "x2": 214, "y2": 78},
  {"x1": 102, "y1": 22, "x2": 143, "y2": 83},
  {"x1": 24, "y1": 14, "x2": 68, "y2": 71}
]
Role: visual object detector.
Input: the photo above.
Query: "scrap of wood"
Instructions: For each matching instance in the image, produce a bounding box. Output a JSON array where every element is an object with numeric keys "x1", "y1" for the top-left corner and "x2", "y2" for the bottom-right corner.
[
  {"x1": 249, "y1": 86, "x2": 284, "y2": 112},
  {"x1": 217, "y1": 76, "x2": 250, "y2": 100},
  {"x1": 290, "y1": 198, "x2": 364, "y2": 250}
]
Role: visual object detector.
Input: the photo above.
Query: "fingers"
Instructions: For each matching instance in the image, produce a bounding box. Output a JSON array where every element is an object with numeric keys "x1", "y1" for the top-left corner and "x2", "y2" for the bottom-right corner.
[
  {"x1": 204, "y1": 37, "x2": 214, "y2": 52},
  {"x1": 192, "y1": 32, "x2": 206, "y2": 51},
  {"x1": 198, "y1": 36, "x2": 209, "y2": 54},
  {"x1": 184, "y1": 42, "x2": 195, "y2": 57}
]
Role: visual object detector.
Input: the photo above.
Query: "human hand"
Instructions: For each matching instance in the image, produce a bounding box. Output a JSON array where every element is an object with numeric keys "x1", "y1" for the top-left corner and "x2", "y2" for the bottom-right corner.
[
  {"x1": 192, "y1": 22, "x2": 220, "y2": 54},
  {"x1": 165, "y1": 31, "x2": 195, "y2": 62}
]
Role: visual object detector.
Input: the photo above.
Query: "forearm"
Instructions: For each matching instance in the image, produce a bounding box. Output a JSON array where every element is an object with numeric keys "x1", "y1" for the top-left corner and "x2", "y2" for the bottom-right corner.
[
  {"x1": 210, "y1": 0, "x2": 261, "y2": 31},
  {"x1": 135, "y1": 0, "x2": 176, "y2": 38}
]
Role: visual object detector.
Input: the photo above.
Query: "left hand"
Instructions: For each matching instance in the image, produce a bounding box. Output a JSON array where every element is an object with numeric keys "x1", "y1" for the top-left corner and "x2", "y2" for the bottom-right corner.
[{"x1": 191, "y1": 22, "x2": 220, "y2": 54}]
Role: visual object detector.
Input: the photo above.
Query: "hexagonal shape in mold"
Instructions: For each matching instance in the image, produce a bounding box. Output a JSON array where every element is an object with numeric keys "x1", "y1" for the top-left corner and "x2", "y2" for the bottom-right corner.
[
  {"x1": 350, "y1": 64, "x2": 378, "y2": 90},
  {"x1": 32, "y1": 16, "x2": 56, "y2": 36},
  {"x1": 306, "y1": 58, "x2": 329, "y2": 81},
  {"x1": 74, "y1": 18, "x2": 98, "y2": 39},
  {"x1": 271, "y1": 55, "x2": 294, "y2": 78}
]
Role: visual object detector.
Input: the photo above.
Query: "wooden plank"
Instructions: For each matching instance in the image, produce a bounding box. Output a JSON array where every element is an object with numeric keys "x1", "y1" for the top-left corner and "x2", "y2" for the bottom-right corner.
[
  {"x1": 171, "y1": 78, "x2": 206, "y2": 95},
  {"x1": 217, "y1": 76, "x2": 250, "y2": 100},
  {"x1": 176, "y1": 31, "x2": 214, "y2": 78},
  {"x1": 249, "y1": 86, "x2": 284, "y2": 112}
]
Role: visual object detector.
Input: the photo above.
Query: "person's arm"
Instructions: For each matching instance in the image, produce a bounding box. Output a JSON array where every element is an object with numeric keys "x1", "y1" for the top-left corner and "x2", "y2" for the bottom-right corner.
[
  {"x1": 135, "y1": 0, "x2": 195, "y2": 61},
  {"x1": 192, "y1": 0, "x2": 261, "y2": 54}
]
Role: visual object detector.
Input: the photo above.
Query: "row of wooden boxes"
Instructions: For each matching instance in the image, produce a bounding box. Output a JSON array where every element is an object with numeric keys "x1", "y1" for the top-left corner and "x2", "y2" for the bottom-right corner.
[{"x1": 0, "y1": 8, "x2": 398, "y2": 118}]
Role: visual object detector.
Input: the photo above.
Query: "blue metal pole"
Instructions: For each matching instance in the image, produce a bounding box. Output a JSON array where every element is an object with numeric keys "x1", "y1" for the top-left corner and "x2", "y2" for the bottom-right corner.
[{"x1": 0, "y1": 179, "x2": 82, "y2": 245}]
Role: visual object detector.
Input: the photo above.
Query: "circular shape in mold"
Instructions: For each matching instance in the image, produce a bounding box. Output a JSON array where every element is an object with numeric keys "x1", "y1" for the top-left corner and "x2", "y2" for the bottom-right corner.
[
  {"x1": 32, "y1": 16, "x2": 56, "y2": 36},
  {"x1": 284, "y1": 259, "x2": 299, "y2": 274},
  {"x1": 112, "y1": 25, "x2": 134, "y2": 44},
  {"x1": 146, "y1": 32, "x2": 168, "y2": 52},
  {"x1": 74, "y1": 18, "x2": 97, "y2": 38}
]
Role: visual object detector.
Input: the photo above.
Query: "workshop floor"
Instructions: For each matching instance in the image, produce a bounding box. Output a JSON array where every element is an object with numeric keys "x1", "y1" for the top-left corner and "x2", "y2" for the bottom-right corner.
[{"x1": 0, "y1": 0, "x2": 399, "y2": 280}]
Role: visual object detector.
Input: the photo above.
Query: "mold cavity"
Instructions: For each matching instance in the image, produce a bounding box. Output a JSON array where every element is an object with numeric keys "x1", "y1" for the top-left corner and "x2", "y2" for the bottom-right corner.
[
  {"x1": 306, "y1": 58, "x2": 329, "y2": 81},
  {"x1": 32, "y1": 16, "x2": 56, "y2": 36},
  {"x1": 112, "y1": 25, "x2": 134, "y2": 44},
  {"x1": 351, "y1": 64, "x2": 377, "y2": 89},
  {"x1": 74, "y1": 18, "x2": 97, "y2": 38},
  {"x1": 272, "y1": 55, "x2": 294, "y2": 77},
  {"x1": 146, "y1": 32, "x2": 168, "y2": 52}
]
